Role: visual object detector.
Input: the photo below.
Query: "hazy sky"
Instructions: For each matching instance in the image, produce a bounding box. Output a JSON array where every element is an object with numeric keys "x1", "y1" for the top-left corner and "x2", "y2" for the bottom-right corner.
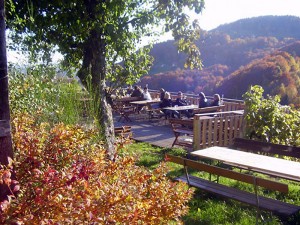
[
  {"x1": 197, "y1": 0, "x2": 300, "y2": 30},
  {"x1": 148, "y1": 0, "x2": 300, "y2": 43}
]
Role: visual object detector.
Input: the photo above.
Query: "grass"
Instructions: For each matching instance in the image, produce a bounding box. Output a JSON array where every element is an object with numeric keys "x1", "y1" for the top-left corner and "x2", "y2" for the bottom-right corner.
[{"x1": 121, "y1": 141, "x2": 300, "y2": 225}]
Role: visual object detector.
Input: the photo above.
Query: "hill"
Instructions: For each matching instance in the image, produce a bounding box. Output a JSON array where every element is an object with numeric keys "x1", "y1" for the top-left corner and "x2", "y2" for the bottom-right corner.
[
  {"x1": 140, "y1": 16, "x2": 300, "y2": 106},
  {"x1": 149, "y1": 16, "x2": 300, "y2": 75},
  {"x1": 216, "y1": 47, "x2": 300, "y2": 106},
  {"x1": 212, "y1": 15, "x2": 300, "y2": 39}
]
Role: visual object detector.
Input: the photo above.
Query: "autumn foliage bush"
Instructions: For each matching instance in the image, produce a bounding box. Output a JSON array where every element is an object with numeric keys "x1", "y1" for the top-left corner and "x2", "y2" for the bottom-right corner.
[{"x1": 0, "y1": 114, "x2": 193, "y2": 224}]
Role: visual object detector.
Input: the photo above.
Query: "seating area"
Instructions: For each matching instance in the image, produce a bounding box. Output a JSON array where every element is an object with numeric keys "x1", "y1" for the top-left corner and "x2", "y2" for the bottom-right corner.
[
  {"x1": 112, "y1": 89, "x2": 245, "y2": 150},
  {"x1": 112, "y1": 89, "x2": 300, "y2": 222}
]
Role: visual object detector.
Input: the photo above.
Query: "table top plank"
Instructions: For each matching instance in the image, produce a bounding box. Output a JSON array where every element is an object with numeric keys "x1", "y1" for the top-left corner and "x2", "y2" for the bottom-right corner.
[
  {"x1": 164, "y1": 104, "x2": 199, "y2": 111},
  {"x1": 130, "y1": 99, "x2": 161, "y2": 105},
  {"x1": 191, "y1": 146, "x2": 300, "y2": 182}
]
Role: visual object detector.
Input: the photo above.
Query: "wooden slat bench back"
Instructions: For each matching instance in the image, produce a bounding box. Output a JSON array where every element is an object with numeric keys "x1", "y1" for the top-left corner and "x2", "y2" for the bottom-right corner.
[
  {"x1": 169, "y1": 118, "x2": 194, "y2": 148},
  {"x1": 193, "y1": 114, "x2": 244, "y2": 149},
  {"x1": 114, "y1": 126, "x2": 132, "y2": 139},
  {"x1": 193, "y1": 105, "x2": 225, "y2": 114},
  {"x1": 232, "y1": 138, "x2": 300, "y2": 159}
]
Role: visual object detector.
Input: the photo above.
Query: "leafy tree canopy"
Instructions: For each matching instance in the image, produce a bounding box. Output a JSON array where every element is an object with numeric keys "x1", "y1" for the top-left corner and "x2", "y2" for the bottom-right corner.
[{"x1": 7, "y1": 0, "x2": 204, "y2": 87}]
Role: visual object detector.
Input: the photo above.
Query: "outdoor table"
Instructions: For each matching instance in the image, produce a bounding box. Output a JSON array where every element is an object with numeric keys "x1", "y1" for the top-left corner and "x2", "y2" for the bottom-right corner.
[
  {"x1": 115, "y1": 96, "x2": 140, "y2": 103},
  {"x1": 163, "y1": 104, "x2": 199, "y2": 111},
  {"x1": 129, "y1": 99, "x2": 161, "y2": 116},
  {"x1": 130, "y1": 99, "x2": 161, "y2": 107},
  {"x1": 191, "y1": 146, "x2": 300, "y2": 182},
  {"x1": 163, "y1": 104, "x2": 199, "y2": 118}
]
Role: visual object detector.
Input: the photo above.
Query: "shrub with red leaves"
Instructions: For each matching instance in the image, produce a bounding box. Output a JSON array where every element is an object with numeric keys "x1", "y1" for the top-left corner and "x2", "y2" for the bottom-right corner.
[{"x1": 0, "y1": 114, "x2": 193, "y2": 224}]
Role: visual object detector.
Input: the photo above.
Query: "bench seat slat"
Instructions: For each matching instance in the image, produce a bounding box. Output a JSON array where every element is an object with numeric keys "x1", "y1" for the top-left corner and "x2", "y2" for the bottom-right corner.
[
  {"x1": 176, "y1": 175, "x2": 300, "y2": 217},
  {"x1": 173, "y1": 129, "x2": 194, "y2": 135}
]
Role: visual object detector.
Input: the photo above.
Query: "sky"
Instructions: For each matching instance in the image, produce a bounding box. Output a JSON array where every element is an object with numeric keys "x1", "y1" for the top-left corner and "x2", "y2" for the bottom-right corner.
[
  {"x1": 8, "y1": 0, "x2": 300, "y2": 63},
  {"x1": 139, "y1": 0, "x2": 300, "y2": 46},
  {"x1": 196, "y1": 0, "x2": 300, "y2": 31}
]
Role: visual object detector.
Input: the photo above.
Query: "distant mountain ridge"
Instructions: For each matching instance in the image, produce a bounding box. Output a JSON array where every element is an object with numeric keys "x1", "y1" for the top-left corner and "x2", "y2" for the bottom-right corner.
[
  {"x1": 149, "y1": 15, "x2": 300, "y2": 75},
  {"x1": 139, "y1": 15, "x2": 300, "y2": 107},
  {"x1": 212, "y1": 15, "x2": 300, "y2": 39}
]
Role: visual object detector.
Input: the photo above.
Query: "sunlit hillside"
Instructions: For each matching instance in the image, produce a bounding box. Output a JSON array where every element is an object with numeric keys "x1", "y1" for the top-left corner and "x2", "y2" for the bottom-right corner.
[{"x1": 140, "y1": 15, "x2": 300, "y2": 106}]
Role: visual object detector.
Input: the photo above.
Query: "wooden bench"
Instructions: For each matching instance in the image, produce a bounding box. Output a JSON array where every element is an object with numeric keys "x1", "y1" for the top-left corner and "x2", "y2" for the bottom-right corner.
[
  {"x1": 146, "y1": 108, "x2": 164, "y2": 120},
  {"x1": 230, "y1": 138, "x2": 300, "y2": 181},
  {"x1": 232, "y1": 138, "x2": 300, "y2": 159},
  {"x1": 114, "y1": 126, "x2": 132, "y2": 139},
  {"x1": 114, "y1": 96, "x2": 140, "y2": 104},
  {"x1": 166, "y1": 154, "x2": 300, "y2": 219},
  {"x1": 169, "y1": 118, "x2": 194, "y2": 148},
  {"x1": 112, "y1": 96, "x2": 140, "y2": 112},
  {"x1": 117, "y1": 105, "x2": 136, "y2": 122},
  {"x1": 224, "y1": 101, "x2": 245, "y2": 111},
  {"x1": 193, "y1": 105, "x2": 225, "y2": 114}
]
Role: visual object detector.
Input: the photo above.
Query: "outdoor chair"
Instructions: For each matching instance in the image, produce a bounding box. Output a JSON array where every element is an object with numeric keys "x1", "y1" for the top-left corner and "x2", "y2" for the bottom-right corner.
[{"x1": 118, "y1": 105, "x2": 136, "y2": 122}]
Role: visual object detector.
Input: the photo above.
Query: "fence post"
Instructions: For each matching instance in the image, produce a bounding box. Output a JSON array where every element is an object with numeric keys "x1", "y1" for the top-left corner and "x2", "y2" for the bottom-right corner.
[{"x1": 193, "y1": 115, "x2": 201, "y2": 150}]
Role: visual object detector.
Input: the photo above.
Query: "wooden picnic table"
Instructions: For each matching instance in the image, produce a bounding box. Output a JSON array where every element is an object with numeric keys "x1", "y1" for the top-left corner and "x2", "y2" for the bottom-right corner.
[
  {"x1": 191, "y1": 146, "x2": 300, "y2": 182},
  {"x1": 130, "y1": 99, "x2": 162, "y2": 115},
  {"x1": 115, "y1": 96, "x2": 140, "y2": 103},
  {"x1": 163, "y1": 104, "x2": 199, "y2": 118},
  {"x1": 130, "y1": 99, "x2": 161, "y2": 106},
  {"x1": 163, "y1": 104, "x2": 199, "y2": 111}
]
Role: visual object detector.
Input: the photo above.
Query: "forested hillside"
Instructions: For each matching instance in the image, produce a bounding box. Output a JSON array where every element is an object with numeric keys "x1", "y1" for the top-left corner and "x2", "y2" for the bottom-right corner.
[
  {"x1": 140, "y1": 16, "x2": 300, "y2": 107},
  {"x1": 216, "y1": 48, "x2": 300, "y2": 107}
]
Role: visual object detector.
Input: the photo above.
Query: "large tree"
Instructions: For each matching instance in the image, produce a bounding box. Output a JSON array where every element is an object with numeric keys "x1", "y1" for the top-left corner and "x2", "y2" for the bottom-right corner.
[
  {"x1": 0, "y1": 0, "x2": 13, "y2": 164},
  {"x1": 6, "y1": 0, "x2": 204, "y2": 159},
  {"x1": 0, "y1": 0, "x2": 13, "y2": 202}
]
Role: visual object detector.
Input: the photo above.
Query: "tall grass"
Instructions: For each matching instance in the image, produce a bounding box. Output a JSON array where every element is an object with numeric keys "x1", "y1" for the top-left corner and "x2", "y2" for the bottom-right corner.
[
  {"x1": 55, "y1": 82, "x2": 85, "y2": 124},
  {"x1": 8, "y1": 64, "x2": 92, "y2": 125}
]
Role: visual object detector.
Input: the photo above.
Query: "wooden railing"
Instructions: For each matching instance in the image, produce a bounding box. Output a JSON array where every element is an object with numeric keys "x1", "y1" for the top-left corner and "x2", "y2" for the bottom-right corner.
[
  {"x1": 193, "y1": 112, "x2": 244, "y2": 149},
  {"x1": 149, "y1": 90, "x2": 244, "y2": 108},
  {"x1": 223, "y1": 102, "x2": 245, "y2": 111}
]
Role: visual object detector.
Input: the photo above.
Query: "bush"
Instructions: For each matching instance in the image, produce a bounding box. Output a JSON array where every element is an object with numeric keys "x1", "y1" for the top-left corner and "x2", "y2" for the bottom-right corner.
[
  {"x1": 1, "y1": 114, "x2": 193, "y2": 224},
  {"x1": 243, "y1": 85, "x2": 300, "y2": 145}
]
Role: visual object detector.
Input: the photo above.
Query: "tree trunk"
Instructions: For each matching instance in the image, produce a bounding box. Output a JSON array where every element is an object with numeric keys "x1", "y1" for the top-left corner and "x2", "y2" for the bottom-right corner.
[
  {"x1": 98, "y1": 80, "x2": 115, "y2": 160},
  {"x1": 77, "y1": 1, "x2": 115, "y2": 160},
  {"x1": 92, "y1": 29, "x2": 115, "y2": 160},
  {"x1": 0, "y1": 0, "x2": 14, "y2": 202},
  {"x1": 0, "y1": 0, "x2": 13, "y2": 165},
  {"x1": 78, "y1": 28, "x2": 115, "y2": 160}
]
